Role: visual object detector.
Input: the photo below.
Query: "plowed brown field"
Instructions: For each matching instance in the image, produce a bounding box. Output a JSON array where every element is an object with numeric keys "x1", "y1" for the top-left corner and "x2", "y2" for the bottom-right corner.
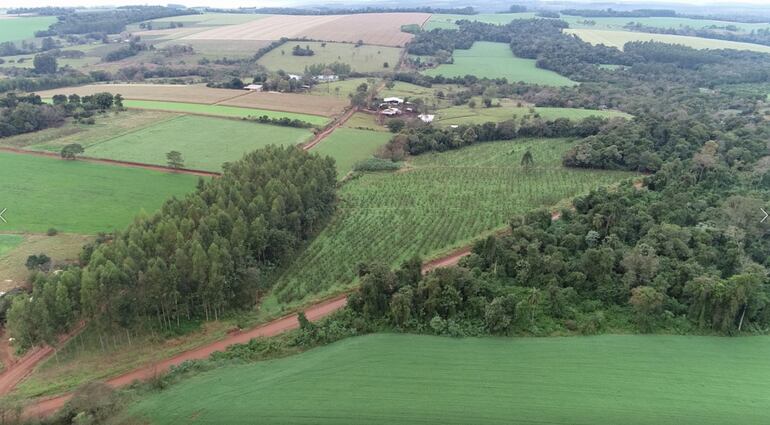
[
  {"x1": 182, "y1": 13, "x2": 430, "y2": 47},
  {"x1": 219, "y1": 91, "x2": 348, "y2": 117}
]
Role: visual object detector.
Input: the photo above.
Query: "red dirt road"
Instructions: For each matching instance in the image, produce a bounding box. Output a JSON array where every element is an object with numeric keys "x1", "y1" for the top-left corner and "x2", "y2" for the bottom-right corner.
[
  {"x1": 20, "y1": 210, "x2": 566, "y2": 418},
  {"x1": 24, "y1": 295, "x2": 347, "y2": 418},
  {"x1": 0, "y1": 347, "x2": 53, "y2": 396},
  {"x1": 302, "y1": 107, "x2": 357, "y2": 151}
]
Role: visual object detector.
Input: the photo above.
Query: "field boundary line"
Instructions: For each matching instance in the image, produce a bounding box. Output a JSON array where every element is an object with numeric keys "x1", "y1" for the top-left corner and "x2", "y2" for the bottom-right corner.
[
  {"x1": 212, "y1": 91, "x2": 253, "y2": 105},
  {"x1": 83, "y1": 114, "x2": 188, "y2": 150},
  {"x1": 0, "y1": 147, "x2": 220, "y2": 177}
]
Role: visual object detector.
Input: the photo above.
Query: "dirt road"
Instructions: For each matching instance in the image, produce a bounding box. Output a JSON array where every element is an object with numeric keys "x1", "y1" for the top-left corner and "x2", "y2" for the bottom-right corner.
[
  {"x1": 0, "y1": 147, "x2": 220, "y2": 178},
  {"x1": 24, "y1": 295, "x2": 348, "y2": 418},
  {"x1": 20, "y1": 210, "x2": 565, "y2": 418},
  {"x1": 302, "y1": 107, "x2": 357, "y2": 151}
]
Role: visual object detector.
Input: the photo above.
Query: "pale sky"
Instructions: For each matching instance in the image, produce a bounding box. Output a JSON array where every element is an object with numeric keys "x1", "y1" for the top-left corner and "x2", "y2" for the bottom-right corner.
[{"x1": 4, "y1": 0, "x2": 770, "y2": 8}]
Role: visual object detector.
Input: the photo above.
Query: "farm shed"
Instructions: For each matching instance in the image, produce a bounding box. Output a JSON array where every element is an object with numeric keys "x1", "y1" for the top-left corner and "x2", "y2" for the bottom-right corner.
[{"x1": 244, "y1": 84, "x2": 263, "y2": 91}]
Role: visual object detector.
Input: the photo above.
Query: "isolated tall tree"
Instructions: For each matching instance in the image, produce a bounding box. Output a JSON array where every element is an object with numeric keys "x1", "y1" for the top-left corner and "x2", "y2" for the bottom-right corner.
[
  {"x1": 33, "y1": 54, "x2": 57, "y2": 74},
  {"x1": 166, "y1": 151, "x2": 184, "y2": 169}
]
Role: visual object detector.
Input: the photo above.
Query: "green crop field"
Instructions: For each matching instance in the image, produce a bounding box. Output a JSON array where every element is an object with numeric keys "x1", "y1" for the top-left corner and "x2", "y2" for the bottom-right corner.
[
  {"x1": 0, "y1": 16, "x2": 57, "y2": 43},
  {"x1": 128, "y1": 333, "x2": 770, "y2": 425},
  {"x1": 122, "y1": 100, "x2": 329, "y2": 125},
  {"x1": 310, "y1": 78, "x2": 370, "y2": 98},
  {"x1": 0, "y1": 235, "x2": 23, "y2": 257},
  {"x1": 1, "y1": 110, "x2": 179, "y2": 150},
  {"x1": 566, "y1": 29, "x2": 770, "y2": 53},
  {"x1": 258, "y1": 42, "x2": 402, "y2": 73},
  {"x1": 424, "y1": 42, "x2": 576, "y2": 87},
  {"x1": 270, "y1": 138, "x2": 632, "y2": 304},
  {"x1": 0, "y1": 151, "x2": 198, "y2": 234},
  {"x1": 435, "y1": 102, "x2": 631, "y2": 126},
  {"x1": 425, "y1": 13, "x2": 537, "y2": 30},
  {"x1": 313, "y1": 128, "x2": 391, "y2": 178},
  {"x1": 84, "y1": 115, "x2": 312, "y2": 172},
  {"x1": 145, "y1": 13, "x2": 266, "y2": 26}
]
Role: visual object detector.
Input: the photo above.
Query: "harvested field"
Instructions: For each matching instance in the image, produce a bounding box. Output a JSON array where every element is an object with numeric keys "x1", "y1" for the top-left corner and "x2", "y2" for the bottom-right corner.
[
  {"x1": 182, "y1": 13, "x2": 431, "y2": 47},
  {"x1": 219, "y1": 91, "x2": 348, "y2": 117},
  {"x1": 36, "y1": 84, "x2": 239, "y2": 105},
  {"x1": 258, "y1": 42, "x2": 401, "y2": 73}
]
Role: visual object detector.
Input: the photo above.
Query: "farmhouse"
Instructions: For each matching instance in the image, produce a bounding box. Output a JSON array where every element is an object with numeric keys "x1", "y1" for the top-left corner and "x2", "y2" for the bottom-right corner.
[{"x1": 243, "y1": 84, "x2": 263, "y2": 91}]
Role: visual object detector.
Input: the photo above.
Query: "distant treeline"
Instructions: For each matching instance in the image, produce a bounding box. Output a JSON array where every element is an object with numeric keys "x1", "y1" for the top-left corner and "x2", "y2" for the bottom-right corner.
[
  {"x1": 560, "y1": 9, "x2": 677, "y2": 18},
  {"x1": 205, "y1": 6, "x2": 476, "y2": 16},
  {"x1": 560, "y1": 7, "x2": 770, "y2": 24},
  {"x1": 624, "y1": 22, "x2": 770, "y2": 47},
  {"x1": 0, "y1": 92, "x2": 119, "y2": 138},
  {"x1": 34, "y1": 6, "x2": 196, "y2": 37}
]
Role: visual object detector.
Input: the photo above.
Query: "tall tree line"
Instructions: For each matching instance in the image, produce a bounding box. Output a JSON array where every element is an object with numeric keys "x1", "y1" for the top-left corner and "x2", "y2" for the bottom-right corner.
[{"x1": 7, "y1": 146, "x2": 337, "y2": 349}]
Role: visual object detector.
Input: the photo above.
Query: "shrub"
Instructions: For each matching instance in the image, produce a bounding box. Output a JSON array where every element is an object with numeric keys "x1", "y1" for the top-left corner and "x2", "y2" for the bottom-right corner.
[{"x1": 353, "y1": 158, "x2": 402, "y2": 172}]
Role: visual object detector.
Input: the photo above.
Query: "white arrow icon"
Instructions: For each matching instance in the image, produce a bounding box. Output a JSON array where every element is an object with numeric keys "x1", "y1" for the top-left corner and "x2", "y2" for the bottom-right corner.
[
  {"x1": 0, "y1": 209, "x2": 6, "y2": 224},
  {"x1": 762, "y1": 208, "x2": 768, "y2": 224}
]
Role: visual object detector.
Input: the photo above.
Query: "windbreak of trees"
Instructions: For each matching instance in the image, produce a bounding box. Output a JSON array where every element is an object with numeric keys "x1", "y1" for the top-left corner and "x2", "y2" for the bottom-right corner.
[
  {"x1": 6, "y1": 146, "x2": 337, "y2": 349},
  {"x1": 560, "y1": 9, "x2": 677, "y2": 18},
  {"x1": 378, "y1": 115, "x2": 613, "y2": 159},
  {"x1": 35, "y1": 6, "x2": 197, "y2": 36}
]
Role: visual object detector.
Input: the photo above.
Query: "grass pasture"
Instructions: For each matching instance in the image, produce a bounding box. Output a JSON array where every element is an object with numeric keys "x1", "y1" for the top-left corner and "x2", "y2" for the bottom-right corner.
[
  {"x1": 424, "y1": 42, "x2": 576, "y2": 87},
  {"x1": 0, "y1": 151, "x2": 198, "y2": 234},
  {"x1": 0, "y1": 110, "x2": 179, "y2": 150},
  {"x1": 85, "y1": 115, "x2": 312, "y2": 172},
  {"x1": 312, "y1": 128, "x2": 391, "y2": 178},
  {"x1": 424, "y1": 13, "x2": 538, "y2": 30},
  {"x1": 271, "y1": 138, "x2": 632, "y2": 305},
  {"x1": 258, "y1": 42, "x2": 401, "y2": 73},
  {"x1": 310, "y1": 78, "x2": 369, "y2": 98},
  {"x1": 128, "y1": 333, "x2": 770, "y2": 425},
  {"x1": 0, "y1": 235, "x2": 23, "y2": 257},
  {"x1": 435, "y1": 102, "x2": 631, "y2": 126},
  {"x1": 0, "y1": 16, "x2": 57, "y2": 43},
  {"x1": 566, "y1": 28, "x2": 770, "y2": 53}
]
